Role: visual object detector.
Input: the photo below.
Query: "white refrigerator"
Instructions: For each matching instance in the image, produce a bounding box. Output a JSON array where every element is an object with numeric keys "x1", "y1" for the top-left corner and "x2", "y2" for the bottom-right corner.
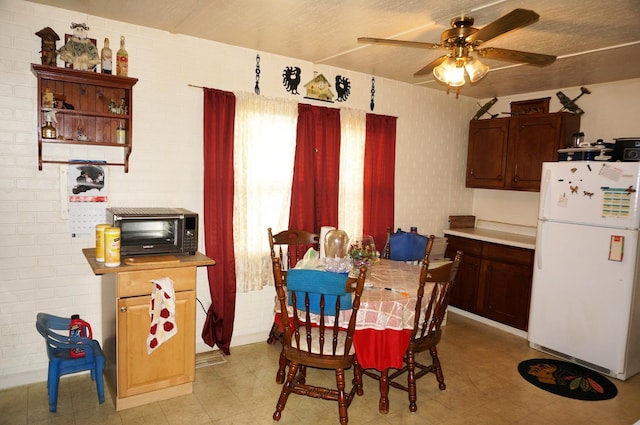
[{"x1": 529, "y1": 161, "x2": 640, "y2": 380}]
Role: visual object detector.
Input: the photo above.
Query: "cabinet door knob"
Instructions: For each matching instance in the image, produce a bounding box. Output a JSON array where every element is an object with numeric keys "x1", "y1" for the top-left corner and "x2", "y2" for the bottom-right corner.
[
  {"x1": 120, "y1": 307, "x2": 127, "y2": 313},
  {"x1": 496, "y1": 174, "x2": 503, "y2": 181}
]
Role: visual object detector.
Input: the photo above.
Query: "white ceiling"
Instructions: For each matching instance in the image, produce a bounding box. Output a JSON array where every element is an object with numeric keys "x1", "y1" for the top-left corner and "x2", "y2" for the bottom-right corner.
[{"x1": 27, "y1": 0, "x2": 640, "y2": 99}]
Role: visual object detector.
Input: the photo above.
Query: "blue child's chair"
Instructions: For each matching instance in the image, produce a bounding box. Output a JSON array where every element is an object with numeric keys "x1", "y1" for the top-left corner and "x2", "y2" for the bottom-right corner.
[{"x1": 35, "y1": 312, "x2": 105, "y2": 412}]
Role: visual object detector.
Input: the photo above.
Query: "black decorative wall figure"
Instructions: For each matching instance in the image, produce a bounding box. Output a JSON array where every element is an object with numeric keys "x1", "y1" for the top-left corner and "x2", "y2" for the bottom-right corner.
[
  {"x1": 282, "y1": 66, "x2": 301, "y2": 95},
  {"x1": 254, "y1": 54, "x2": 261, "y2": 95},
  {"x1": 370, "y1": 77, "x2": 376, "y2": 111},
  {"x1": 335, "y1": 75, "x2": 351, "y2": 102}
]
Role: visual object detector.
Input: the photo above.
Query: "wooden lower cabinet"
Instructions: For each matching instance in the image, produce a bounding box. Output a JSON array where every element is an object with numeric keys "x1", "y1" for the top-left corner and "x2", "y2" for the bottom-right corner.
[
  {"x1": 117, "y1": 286, "x2": 195, "y2": 398},
  {"x1": 445, "y1": 235, "x2": 533, "y2": 331},
  {"x1": 447, "y1": 237, "x2": 482, "y2": 314},
  {"x1": 100, "y1": 263, "x2": 200, "y2": 410}
]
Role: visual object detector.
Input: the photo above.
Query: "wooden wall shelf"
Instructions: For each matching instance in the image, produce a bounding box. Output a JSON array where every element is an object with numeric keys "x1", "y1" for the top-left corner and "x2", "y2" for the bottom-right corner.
[{"x1": 32, "y1": 64, "x2": 138, "y2": 172}]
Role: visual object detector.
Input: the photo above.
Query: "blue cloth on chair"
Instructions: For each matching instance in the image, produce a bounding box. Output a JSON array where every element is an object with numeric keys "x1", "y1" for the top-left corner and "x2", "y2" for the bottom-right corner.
[
  {"x1": 389, "y1": 230, "x2": 429, "y2": 261},
  {"x1": 286, "y1": 269, "x2": 351, "y2": 314}
]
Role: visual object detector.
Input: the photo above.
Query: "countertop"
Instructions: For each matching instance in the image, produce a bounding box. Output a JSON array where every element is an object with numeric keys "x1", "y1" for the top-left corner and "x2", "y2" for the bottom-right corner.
[{"x1": 443, "y1": 226, "x2": 536, "y2": 250}]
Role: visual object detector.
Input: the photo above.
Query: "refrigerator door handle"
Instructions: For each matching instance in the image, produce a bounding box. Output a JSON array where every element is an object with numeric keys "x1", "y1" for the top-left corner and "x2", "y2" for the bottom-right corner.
[
  {"x1": 536, "y1": 220, "x2": 546, "y2": 269},
  {"x1": 539, "y1": 167, "x2": 552, "y2": 220}
]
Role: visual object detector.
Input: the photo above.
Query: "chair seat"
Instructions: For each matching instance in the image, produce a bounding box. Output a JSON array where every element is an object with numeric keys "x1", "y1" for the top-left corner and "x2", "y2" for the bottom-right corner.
[{"x1": 50, "y1": 339, "x2": 105, "y2": 374}]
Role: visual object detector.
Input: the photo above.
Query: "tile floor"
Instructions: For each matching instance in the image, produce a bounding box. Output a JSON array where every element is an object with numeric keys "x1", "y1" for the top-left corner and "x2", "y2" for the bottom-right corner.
[{"x1": 3, "y1": 313, "x2": 640, "y2": 425}]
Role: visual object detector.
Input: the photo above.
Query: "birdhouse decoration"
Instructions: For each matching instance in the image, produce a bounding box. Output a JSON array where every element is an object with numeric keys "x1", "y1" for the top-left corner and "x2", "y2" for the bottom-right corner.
[
  {"x1": 304, "y1": 72, "x2": 334, "y2": 102},
  {"x1": 58, "y1": 23, "x2": 100, "y2": 71},
  {"x1": 35, "y1": 27, "x2": 60, "y2": 66}
]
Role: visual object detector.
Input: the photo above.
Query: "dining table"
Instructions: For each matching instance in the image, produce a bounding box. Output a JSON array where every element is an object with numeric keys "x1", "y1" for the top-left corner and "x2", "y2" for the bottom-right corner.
[{"x1": 288, "y1": 257, "x2": 450, "y2": 414}]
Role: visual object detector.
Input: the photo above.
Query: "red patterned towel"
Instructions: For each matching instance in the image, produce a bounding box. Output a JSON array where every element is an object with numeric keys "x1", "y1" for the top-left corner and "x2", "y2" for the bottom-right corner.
[{"x1": 147, "y1": 277, "x2": 178, "y2": 354}]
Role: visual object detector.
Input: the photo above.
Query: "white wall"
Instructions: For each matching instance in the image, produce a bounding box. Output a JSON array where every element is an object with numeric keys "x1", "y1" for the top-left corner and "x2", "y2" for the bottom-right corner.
[
  {"x1": 0, "y1": 0, "x2": 478, "y2": 389},
  {"x1": 472, "y1": 78, "x2": 640, "y2": 227}
]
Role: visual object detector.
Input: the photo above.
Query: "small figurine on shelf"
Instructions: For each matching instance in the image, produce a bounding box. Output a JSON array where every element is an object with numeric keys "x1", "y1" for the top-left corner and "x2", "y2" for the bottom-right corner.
[
  {"x1": 42, "y1": 87, "x2": 54, "y2": 108},
  {"x1": 35, "y1": 27, "x2": 59, "y2": 66},
  {"x1": 76, "y1": 119, "x2": 88, "y2": 141},
  {"x1": 57, "y1": 23, "x2": 100, "y2": 71},
  {"x1": 108, "y1": 98, "x2": 128, "y2": 115}
]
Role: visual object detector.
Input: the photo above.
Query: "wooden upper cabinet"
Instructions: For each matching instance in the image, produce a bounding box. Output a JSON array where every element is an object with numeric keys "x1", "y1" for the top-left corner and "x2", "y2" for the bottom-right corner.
[
  {"x1": 466, "y1": 118, "x2": 509, "y2": 189},
  {"x1": 466, "y1": 113, "x2": 581, "y2": 191}
]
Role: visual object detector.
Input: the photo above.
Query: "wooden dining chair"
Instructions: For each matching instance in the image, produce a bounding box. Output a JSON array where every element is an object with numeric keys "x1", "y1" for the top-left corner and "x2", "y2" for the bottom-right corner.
[
  {"x1": 363, "y1": 248, "x2": 464, "y2": 412},
  {"x1": 268, "y1": 227, "x2": 320, "y2": 271},
  {"x1": 272, "y1": 257, "x2": 366, "y2": 425},
  {"x1": 267, "y1": 227, "x2": 320, "y2": 344}
]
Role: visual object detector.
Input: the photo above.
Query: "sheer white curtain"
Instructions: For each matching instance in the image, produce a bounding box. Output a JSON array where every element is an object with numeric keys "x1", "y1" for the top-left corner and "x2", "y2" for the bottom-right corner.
[
  {"x1": 338, "y1": 108, "x2": 366, "y2": 238},
  {"x1": 232, "y1": 92, "x2": 298, "y2": 292}
]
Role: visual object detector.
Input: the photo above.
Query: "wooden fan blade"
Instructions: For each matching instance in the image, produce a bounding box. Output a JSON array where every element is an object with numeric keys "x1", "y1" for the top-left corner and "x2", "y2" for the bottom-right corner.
[
  {"x1": 358, "y1": 37, "x2": 441, "y2": 49},
  {"x1": 478, "y1": 47, "x2": 556, "y2": 66},
  {"x1": 414, "y1": 55, "x2": 448, "y2": 76},
  {"x1": 467, "y1": 9, "x2": 540, "y2": 45}
]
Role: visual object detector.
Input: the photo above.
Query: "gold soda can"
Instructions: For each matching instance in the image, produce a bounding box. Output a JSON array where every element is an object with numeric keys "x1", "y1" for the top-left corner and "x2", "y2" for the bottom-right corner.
[
  {"x1": 95, "y1": 224, "x2": 110, "y2": 262},
  {"x1": 104, "y1": 227, "x2": 121, "y2": 267}
]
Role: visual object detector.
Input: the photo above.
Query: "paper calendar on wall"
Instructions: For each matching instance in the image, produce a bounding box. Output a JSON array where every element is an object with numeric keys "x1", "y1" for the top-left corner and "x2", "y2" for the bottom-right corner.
[{"x1": 67, "y1": 161, "x2": 108, "y2": 236}]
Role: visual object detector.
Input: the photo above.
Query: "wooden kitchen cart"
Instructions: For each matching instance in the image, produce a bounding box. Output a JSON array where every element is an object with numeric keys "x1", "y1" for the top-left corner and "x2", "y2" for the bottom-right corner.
[
  {"x1": 32, "y1": 64, "x2": 138, "y2": 172},
  {"x1": 83, "y1": 249, "x2": 215, "y2": 411}
]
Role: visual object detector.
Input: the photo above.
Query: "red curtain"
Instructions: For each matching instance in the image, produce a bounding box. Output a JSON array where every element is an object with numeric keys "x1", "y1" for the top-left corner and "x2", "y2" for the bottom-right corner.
[
  {"x1": 202, "y1": 88, "x2": 236, "y2": 355},
  {"x1": 363, "y1": 113, "x2": 396, "y2": 249},
  {"x1": 288, "y1": 104, "x2": 341, "y2": 233}
]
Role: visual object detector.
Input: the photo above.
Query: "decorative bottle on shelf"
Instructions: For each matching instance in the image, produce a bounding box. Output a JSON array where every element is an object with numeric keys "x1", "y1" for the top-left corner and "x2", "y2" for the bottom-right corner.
[
  {"x1": 116, "y1": 36, "x2": 128, "y2": 77},
  {"x1": 42, "y1": 111, "x2": 57, "y2": 139},
  {"x1": 101, "y1": 37, "x2": 112, "y2": 74},
  {"x1": 116, "y1": 121, "x2": 126, "y2": 144}
]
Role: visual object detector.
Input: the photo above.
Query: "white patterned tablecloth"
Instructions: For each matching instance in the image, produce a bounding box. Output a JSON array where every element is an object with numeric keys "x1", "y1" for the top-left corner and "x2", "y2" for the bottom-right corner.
[{"x1": 289, "y1": 258, "x2": 450, "y2": 331}]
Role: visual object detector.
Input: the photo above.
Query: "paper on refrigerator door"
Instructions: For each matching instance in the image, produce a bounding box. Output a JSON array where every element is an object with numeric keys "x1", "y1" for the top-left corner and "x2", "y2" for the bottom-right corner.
[{"x1": 609, "y1": 235, "x2": 624, "y2": 261}]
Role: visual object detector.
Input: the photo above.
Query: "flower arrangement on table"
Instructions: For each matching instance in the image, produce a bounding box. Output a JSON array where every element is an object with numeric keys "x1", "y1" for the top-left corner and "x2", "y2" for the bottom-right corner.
[{"x1": 348, "y1": 237, "x2": 378, "y2": 267}]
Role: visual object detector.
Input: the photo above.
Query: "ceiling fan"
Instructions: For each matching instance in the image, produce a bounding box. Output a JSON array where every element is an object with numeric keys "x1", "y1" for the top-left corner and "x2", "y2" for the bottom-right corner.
[{"x1": 358, "y1": 9, "x2": 556, "y2": 95}]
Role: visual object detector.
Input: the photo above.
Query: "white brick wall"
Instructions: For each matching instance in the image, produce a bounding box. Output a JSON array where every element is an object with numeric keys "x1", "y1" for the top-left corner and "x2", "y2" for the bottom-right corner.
[
  {"x1": 5, "y1": 0, "x2": 637, "y2": 390},
  {"x1": 0, "y1": 0, "x2": 478, "y2": 389}
]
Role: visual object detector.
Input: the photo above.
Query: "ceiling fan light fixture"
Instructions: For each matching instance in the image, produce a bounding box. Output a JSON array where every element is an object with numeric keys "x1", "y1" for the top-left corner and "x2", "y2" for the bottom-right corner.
[
  {"x1": 433, "y1": 57, "x2": 466, "y2": 87},
  {"x1": 465, "y1": 57, "x2": 489, "y2": 83},
  {"x1": 360, "y1": 9, "x2": 553, "y2": 95}
]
